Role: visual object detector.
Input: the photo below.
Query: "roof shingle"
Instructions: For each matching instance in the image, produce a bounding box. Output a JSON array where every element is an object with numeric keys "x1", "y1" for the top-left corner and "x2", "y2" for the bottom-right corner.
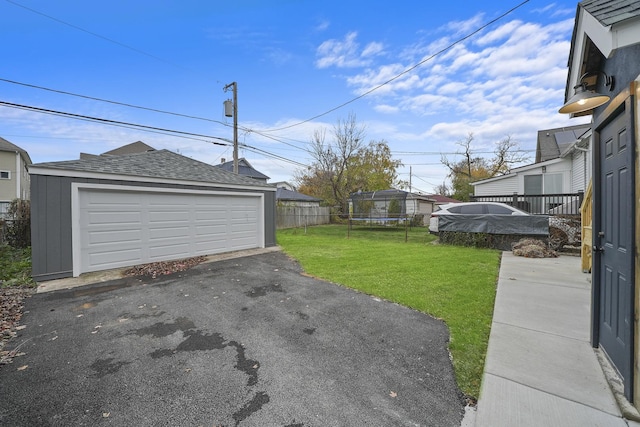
[
  {"x1": 32, "y1": 149, "x2": 273, "y2": 188},
  {"x1": 581, "y1": 0, "x2": 640, "y2": 26}
]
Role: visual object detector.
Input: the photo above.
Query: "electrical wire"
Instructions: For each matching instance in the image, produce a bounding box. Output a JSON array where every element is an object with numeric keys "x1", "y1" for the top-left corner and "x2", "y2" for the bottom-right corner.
[
  {"x1": 0, "y1": 100, "x2": 230, "y2": 144},
  {"x1": 0, "y1": 77, "x2": 235, "y2": 128},
  {"x1": 0, "y1": 100, "x2": 309, "y2": 167},
  {"x1": 256, "y1": 0, "x2": 530, "y2": 133},
  {"x1": 4, "y1": 0, "x2": 193, "y2": 72}
]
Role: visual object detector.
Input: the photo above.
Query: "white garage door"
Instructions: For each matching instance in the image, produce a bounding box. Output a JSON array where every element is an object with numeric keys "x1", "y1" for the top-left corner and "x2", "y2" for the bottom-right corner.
[{"x1": 76, "y1": 187, "x2": 262, "y2": 275}]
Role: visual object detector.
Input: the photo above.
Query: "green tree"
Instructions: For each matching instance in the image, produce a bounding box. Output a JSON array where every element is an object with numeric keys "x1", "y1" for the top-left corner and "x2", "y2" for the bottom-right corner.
[
  {"x1": 441, "y1": 133, "x2": 528, "y2": 201},
  {"x1": 296, "y1": 113, "x2": 403, "y2": 213}
]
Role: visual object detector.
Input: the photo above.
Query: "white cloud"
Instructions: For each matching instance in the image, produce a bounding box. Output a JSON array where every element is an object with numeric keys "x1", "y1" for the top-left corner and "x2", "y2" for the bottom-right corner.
[
  {"x1": 315, "y1": 32, "x2": 384, "y2": 69},
  {"x1": 315, "y1": 19, "x2": 330, "y2": 32}
]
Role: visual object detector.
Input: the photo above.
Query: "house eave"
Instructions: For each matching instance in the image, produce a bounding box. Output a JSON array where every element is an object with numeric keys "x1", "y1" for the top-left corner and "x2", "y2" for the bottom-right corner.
[
  {"x1": 470, "y1": 158, "x2": 567, "y2": 186},
  {"x1": 564, "y1": 5, "x2": 640, "y2": 114},
  {"x1": 28, "y1": 166, "x2": 277, "y2": 192}
]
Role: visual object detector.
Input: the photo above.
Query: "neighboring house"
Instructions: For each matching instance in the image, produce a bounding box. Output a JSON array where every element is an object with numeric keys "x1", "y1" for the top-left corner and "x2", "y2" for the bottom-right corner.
[
  {"x1": 471, "y1": 124, "x2": 591, "y2": 214},
  {"x1": 275, "y1": 186, "x2": 329, "y2": 229},
  {"x1": 216, "y1": 158, "x2": 270, "y2": 182},
  {"x1": 425, "y1": 194, "x2": 462, "y2": 206},
  {"x1": 0, "y1": 137, "x2": 32, "y2": 217},
  {"x1": 272, "y1": 181, "x2": 296, "y2": 191},
  {"x1": 349, "y1": 189, "x2": 436, "y2": 225},
  {"x1": 559, "y1": 0, "x2": 640, "y2": 407},
  {"x1": 29, "y1": 149, "x2": 276, "y2": 281},
  {"x1": 80, "y1": 141, "x2": 155, "y2": 159},
  {"x1": 276, "y1": 187, "x2": 322, "y2": 208}
]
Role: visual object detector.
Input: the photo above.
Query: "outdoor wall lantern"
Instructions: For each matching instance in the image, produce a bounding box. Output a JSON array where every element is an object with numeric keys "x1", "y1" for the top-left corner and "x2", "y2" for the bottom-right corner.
[{"x1": 559, "y1": 71, "x2": 615, "y2": 114}]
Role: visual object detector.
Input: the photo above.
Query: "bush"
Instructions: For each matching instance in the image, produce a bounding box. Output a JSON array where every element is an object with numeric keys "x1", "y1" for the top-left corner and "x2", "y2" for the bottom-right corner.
[
  {"x1": 3, "y1": 199, "x2": 30, "y2": 248},
  {"x1": 439, "y1": 231, "x2": 550, "y2": 251}
]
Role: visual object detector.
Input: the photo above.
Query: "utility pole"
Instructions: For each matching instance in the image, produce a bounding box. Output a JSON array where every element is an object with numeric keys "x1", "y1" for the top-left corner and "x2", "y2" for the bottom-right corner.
[
  {"x1": 223, "y1": 82, "x2": 238, "y2": 174},
  {"x1": 409, "y1": 166, "x2": 412, "y2": 193}
]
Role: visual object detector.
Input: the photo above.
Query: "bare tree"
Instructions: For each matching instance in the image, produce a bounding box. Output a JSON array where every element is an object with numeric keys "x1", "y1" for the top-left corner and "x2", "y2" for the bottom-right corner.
[
  {"x1": 440, "y1": 133, "x2": 528, "y2": 201},
  {"x1": 296, "y1": 113, "x2": 402, "y2": 213}
]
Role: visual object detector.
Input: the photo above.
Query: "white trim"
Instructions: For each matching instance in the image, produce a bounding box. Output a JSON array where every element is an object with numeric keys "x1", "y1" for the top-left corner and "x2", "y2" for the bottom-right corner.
[
  {"x1": 29, "y1": 166, "x2": 276, "y2": 192},
  {"x1": 470, "y1": 158, "x2": 566, "y2": 186},
  {"x1": 71, "y1": 183, "x2": 266, "y2": 277},
  {"x1": 0, "y1": 170, "x2": 9, "y2": 179},
  {"x1": 567, "y1": 7, "x2": 640, "y2": 94}
]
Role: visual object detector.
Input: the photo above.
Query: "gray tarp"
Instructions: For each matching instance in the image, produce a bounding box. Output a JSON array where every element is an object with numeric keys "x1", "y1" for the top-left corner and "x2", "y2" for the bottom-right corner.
[{"x1": 438, "y1": 214, "x2": 549, "y2": 236}]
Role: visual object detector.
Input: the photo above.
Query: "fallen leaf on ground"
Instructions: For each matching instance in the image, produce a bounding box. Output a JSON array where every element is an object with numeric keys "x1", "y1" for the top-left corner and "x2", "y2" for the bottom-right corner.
[
  {"x1": 389, "y1": 391, "x2": 397, "y2": 398},
  {"x1": 17, "y1": 365, "x2": 28, "y2": 371}
]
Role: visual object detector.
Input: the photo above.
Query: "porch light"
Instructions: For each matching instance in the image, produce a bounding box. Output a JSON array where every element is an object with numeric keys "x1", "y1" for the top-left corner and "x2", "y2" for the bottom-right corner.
[{"x1": 559, "y1": 72, "x2": 615, "y2": 114}]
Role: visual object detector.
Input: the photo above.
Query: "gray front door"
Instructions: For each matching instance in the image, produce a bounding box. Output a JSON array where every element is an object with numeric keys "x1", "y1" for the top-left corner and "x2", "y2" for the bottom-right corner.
[{"x1": 594, "y1": 103, "x2": 635, "y2": 400}]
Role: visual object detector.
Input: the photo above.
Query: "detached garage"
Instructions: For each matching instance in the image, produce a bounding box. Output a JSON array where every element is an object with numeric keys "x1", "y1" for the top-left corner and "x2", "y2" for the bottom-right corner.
[{"x1": 30, "y1": 149, "x2": 276, "y2": 281}]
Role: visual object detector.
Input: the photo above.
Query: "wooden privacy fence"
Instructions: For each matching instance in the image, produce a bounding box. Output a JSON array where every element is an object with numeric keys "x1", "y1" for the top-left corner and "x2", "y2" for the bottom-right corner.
[{"x1": 276, "y1": 205, "x2": 331, "y2": 229}]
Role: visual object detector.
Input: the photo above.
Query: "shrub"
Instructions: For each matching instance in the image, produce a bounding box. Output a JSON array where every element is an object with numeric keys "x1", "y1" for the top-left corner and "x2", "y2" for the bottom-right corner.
[{"x1": 4, "y1": 199, "x2": 30, "y2": 248}]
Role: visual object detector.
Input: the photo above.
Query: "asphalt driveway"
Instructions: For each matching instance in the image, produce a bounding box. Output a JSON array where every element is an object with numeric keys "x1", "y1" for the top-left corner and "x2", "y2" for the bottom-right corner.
[{"x1": 0, "y1": 250, "x2": 464, "y2": 426}]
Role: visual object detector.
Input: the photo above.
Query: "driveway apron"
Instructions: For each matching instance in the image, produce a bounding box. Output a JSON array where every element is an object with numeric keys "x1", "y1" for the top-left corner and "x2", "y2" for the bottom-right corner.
[{"x1": 0, "y1": 251, "x2": 464, "y2": 426}]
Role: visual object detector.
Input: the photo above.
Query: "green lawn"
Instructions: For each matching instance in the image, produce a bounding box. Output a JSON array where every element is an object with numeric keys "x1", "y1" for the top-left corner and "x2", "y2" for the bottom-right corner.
[{"x1": 277, "y1": 224, "x2": 501, "y2": 400}]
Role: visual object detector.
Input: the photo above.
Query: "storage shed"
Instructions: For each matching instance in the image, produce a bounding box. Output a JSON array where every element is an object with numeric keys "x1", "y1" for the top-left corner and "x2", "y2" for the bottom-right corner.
[{"x1": 30, "y1": 149, "x2": 276, "y2": 281}]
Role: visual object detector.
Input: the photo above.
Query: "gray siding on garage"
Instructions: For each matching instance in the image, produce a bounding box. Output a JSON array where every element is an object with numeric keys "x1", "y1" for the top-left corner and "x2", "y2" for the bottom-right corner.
[
  {"x1": 31, "y1": 175, "x2": 276, "y2": 281},
  {"x1": 264, "y1": 190, "x2": 276, "y2": 246}
]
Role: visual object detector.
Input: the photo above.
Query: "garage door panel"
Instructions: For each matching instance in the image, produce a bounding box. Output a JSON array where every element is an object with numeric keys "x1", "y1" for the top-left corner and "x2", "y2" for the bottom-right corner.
[
  {"x1": 88, "y1": 248, "x2": 143, "y2": 267},
  {"x1": 148, "y1": 244, "x2": 191, "y2": 260},
  {"x1": 148, "y1": 226, "x2": 190, "y2": 239},
  {"x1": 85, "y1": 211, "x2": 142, "y2": 225},
  {"x1": 78, "y1": 189, "x2": 262, "y2": 274},
  {"x1": 87, "y1": 230, "x2": 142, "y2": 245}
]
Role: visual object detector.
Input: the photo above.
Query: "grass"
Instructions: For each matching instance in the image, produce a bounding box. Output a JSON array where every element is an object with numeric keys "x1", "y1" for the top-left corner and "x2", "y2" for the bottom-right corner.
[
  {"x1": 0, "y1": 245, "x2": 35, "y2": 288},
  {"x1": 277, "y1": 224, "x2": 501, "y2": 399}
]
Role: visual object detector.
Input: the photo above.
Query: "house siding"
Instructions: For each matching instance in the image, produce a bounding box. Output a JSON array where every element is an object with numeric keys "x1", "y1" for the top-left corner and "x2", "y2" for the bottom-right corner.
[
  {"x1": 0, "y1": 152, "x2": 17, "y2": 202},
  {"x1": 474, "y1": 175, "x2": 518, "y2": 196},
  {"x1": 31, "y1": 175, "x2": 277, "y2": 281},
  {"x1": 571, "y1": 150, "x2": 590, "y2": 193}
]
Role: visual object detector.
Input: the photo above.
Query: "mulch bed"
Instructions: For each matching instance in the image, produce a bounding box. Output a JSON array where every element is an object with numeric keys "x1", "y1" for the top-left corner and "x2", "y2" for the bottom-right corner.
[{"x1": 122, "y1": 256, "x2": 208, "y2": 279}]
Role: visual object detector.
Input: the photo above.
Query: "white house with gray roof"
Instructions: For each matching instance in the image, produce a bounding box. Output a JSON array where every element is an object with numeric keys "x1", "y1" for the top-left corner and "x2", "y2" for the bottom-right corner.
[
  {"x1": 471, "y1": 124, "x2": 592, "y2": 213},
  {"x1": 30, "y1": 149, "x2": 276, "y2": 281}
]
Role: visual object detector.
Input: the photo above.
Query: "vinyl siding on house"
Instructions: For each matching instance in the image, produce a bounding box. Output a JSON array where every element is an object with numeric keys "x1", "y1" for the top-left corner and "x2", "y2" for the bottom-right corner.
[{"x1": 473, "y1": 175, "x2": 518, "y2": 196}]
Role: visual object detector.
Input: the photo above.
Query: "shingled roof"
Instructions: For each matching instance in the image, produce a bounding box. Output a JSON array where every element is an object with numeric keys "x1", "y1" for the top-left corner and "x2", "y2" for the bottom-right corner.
[
  {"x1": 216, "y1": 158, "x2": 270, "y2": 181},
  {"x1": 31, "y1": 149, "x2": 273, "y2": 188},
  {"x1": 276, "y1": 187, "x2": 321, "y2": 202},
  {"x1": 581, "y1": 0, "x2": 640, "y2": 26},
  {"x1": 536, "y1": 124, "x2": 591, "y2": 163}
]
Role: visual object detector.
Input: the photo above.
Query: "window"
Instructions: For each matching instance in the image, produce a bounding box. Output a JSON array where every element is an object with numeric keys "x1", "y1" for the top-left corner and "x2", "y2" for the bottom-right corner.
[
  {"x1": 543, "y1": 173, "x2": 563, "y2": 194},
  {"x1": 459, "y1": 204, "x2": 485, "y2": 214},
  {"x1": 0, "y1": 171, "x2": 9, "y2": 179},
  {"x1": 524, "y1": 173, "x2": 563, "y2": 194},
  {"x1": 524, "y1": 175, "x2": 542, "y2": 194},
  {"x1": 487, "y1": 204, "x2": 514, "y2": 214}
]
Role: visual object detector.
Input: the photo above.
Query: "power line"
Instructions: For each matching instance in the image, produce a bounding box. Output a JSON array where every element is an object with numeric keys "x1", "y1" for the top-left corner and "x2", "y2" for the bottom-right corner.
[
  {"x1": 0, "y1": 100, "x2": 230, "y2": 144},
  {"x1": 392, "y1": 149, "x2": 535, "y2": 155},
  {"x1": 4, "y1": 0, "x2": 192, "y2": 72},
  {"x1": 0, "y1": 77, "x2": 234, "y2": 128},
  {"x1": 256, "y1": 0, "x2": 530, "y2": 133},
  {"x1": 0, "y1": 100, "x2": 309, "y2": 167}
]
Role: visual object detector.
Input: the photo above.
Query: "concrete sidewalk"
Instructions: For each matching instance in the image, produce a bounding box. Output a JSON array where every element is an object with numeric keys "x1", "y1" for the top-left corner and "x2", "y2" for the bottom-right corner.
[{"x1": 474, "y1": 252, "x2": 640, "y2": 427}]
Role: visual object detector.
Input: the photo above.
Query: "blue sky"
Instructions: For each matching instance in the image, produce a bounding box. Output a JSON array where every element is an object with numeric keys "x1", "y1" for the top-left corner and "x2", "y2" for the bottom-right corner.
[{"x1": 0, "y1": 0, "x2": 589, "y2": 193}]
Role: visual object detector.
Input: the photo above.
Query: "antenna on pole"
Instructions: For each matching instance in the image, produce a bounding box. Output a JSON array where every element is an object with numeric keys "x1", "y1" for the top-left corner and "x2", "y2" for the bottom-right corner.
[{"x1": 223, "y1": 82, "x2": 238, "y2": 174}]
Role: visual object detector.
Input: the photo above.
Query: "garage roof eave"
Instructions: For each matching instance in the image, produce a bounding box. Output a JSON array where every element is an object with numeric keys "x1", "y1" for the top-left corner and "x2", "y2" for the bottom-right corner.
[{"x1": 28, "y1": 165, "x2": 277, "y2": 192}]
